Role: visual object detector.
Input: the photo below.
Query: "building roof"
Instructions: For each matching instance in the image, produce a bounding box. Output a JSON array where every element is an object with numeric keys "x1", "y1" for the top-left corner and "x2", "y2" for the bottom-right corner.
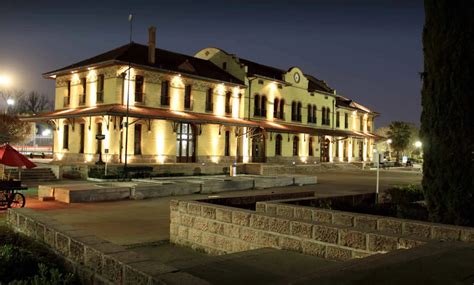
[
  {"x1": 305, "y1": 74, "x2": 334, "y2": 93},
  {"x1": 22, "y1": 104, "x2": 378, "y2": 139},
  {"x1": 238, "y1": 58, "x2": 285, "y2": 81},
  {"x1": 335, "y1": 95, "x2": 378, "y2": 114},
  {"x1": 44, "y1": 43, "x2": 244, "y2": 86}
]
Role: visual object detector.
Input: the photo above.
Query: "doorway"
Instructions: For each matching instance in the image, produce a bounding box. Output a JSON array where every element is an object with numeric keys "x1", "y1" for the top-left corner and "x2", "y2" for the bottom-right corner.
[
  {"x1": 176, "y1": 123, "x2": 196, "y2": 163},
  {"x1": 320, "y1": 138, "x2": 330, "y2": 162},
  {"x1": 251, "y1": 129, "x2": 266, "y2": 163}
]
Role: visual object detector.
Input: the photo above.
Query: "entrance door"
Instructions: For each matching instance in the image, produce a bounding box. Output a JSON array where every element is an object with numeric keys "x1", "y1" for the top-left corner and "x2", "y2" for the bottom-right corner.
[
  {"x1": 358, "y1": 140, "x2": 363, "y2": 160},
  {"x1": 251, "y1": 129, "x2": 266, "y2": 163},
  {"x1": 176, "y1": 123, "x2": 196, "y2": 163},
  {"x1": 320, "y1": 138, "x2": 330, "y2": 162}
]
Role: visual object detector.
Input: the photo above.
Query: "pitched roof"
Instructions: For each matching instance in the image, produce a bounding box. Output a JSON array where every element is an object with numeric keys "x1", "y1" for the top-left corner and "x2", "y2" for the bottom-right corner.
[
  {"x1": 335, "y1": 95, "x2": 378, "y2": 114},
  {"x1": 44, "y1": 43, "x2": 244, "y2": 85},
  {"x1": 238, "y1": 58, "x2": 285, "y2": 81},
  {"x1": 305, "y1": 74, "x2": 334, "y2": 93}
]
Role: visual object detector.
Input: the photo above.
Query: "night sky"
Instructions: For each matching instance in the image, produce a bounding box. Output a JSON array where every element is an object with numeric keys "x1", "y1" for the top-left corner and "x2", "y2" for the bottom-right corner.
[{"x1": 0, "y1": 0, "x2": 424, "y2": 127}]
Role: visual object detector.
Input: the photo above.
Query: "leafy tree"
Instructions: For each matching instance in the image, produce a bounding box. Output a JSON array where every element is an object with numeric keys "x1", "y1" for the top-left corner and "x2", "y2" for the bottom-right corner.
[
  {"x1": 0, "y1": 114, "x2": 32, "y2": 145},
  {"x1": 421, "y1": 0, "x2": 474, "y2": 226},
  {"x1": 386, "y1": 121, "x2": 411, "y2": 162}
]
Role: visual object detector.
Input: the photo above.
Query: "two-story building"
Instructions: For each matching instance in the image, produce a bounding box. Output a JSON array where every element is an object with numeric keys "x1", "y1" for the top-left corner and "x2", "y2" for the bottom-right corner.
[{"x1": 27, "y1": 27, "x2": 379, "y2": 168}]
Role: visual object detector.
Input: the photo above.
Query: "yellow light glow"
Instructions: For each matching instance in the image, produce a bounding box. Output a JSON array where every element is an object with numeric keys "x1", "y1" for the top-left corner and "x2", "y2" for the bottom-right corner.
[
  {"x1": 211, "y1": 156, "x2": 220, "y2": 164},
  {"x1": 328, "y1": 136, "x2": 334, "y2": 162},
  {"x1": 363, "y1": 138, "x2": 368, "y2": 161},
  {"x1": 86, "y1": 154, "x2": 94, "y2": 162},
  {"x1": 232, "y1": 87, "x2": 240, "y2": 118},
  {"x1": 170, "y1": 75, "x2": 184, "y2": 111},
  {"x1": 338, "y1": 139, "x2": 343, "y2": 161},
  {"x1": 242, "y1": 127, "x2": 249, "y2": 163},
  {"x1": 214, "y1": 84, "x2": 226, "y2": 116},
  {"x1": 88, "y1": 70, "x2": 97, "y2": 106},
  {"x1": 56, "y1": 153, "x2": 64, "y2": 160},
  {"x1": 0, "y1": 75, "x2": 12, "y2": 86},
  {"x1": 301, "y1": 156, "x2": 307, "y2": 163},
  {"x1": 156, "y1": 155, "x2": 166, "y2": 164},
  {"x1": 348, "y1": 138, "x2": 352, "y2": 162}
]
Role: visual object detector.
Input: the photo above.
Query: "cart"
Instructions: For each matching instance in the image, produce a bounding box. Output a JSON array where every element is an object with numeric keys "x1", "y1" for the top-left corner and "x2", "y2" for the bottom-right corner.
[{"x1": 0, "y1": 180, "x2": 27, "y2": 208}]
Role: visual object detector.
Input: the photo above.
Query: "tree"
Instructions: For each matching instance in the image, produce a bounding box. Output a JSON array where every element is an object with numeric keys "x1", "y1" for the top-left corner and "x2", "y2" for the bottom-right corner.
[
  {"x1": 0, "y1": 89, "x2": 25, "y2": 114},
  {"x1": 386, "y1": 121, "x2": 411, "y2": 162},
  {"x1": 0, "y1": 115, "x2": 32, "y2": 145},
  {"x1": 421, "y1": 1, "x2": 474, "y2": 226},
  {"x1": 17, "y1": 91, "x2": 53, "y2": 115}
]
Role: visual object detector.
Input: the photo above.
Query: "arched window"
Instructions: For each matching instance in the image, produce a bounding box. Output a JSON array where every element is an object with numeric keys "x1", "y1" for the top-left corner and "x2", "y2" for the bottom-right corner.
[
  {"x1": 280, "y1": 99, "x2": 285, "y2": 119},
  {"x1": 297, "y1": 102, "x2": 302, "y2": 122},
  {"x1": 275, "y1": 134, "x2": 282, "y2": 156},
  {"x1": 274, "y1": 98, "x2": 280, "y2": 118},
  {"x1": 254, "y1": 94, "x2": 260, "y2": 116},
  {"x1": 309, "y1": 137, "x2": 314, "y2": 156},
  {"x1": 322, "y1": 107, "x2": 326, "y2": 125},
  {"x1": 261, "y1": 95, "x2": 267, "y2": 117},
  {"x1": 225, "y1": 92, "x2": 232, "y2": 114},
  {"x1": 326, "y1": 107, "x2": 331, "y2": 125},
  {"x1": 293, "y1": 136, "x2": 299, "y2": 156},
  {"x1": 312, "y1": 105, "x2": 317, "y2": 123},
  {"x1": 307, "y1": 104, "x2": 312, "y2": 123},
  {"x1": 291, "y1": 101, "x2": 297, "y2": 121}
]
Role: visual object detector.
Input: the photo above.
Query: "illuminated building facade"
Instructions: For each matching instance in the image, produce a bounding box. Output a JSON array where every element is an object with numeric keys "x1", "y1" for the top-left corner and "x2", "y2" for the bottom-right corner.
[{"x1": 29, "y1": 27, "x2": 379, "y2": 166}]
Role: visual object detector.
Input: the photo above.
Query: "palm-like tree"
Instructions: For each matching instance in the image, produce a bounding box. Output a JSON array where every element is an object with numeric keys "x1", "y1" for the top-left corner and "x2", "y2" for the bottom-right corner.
[{"x1": 386, "y1": 121, "x2": 411, "y2": 163}]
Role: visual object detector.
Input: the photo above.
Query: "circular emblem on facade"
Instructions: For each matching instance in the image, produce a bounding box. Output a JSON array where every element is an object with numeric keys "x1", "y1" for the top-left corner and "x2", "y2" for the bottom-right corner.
[{"x1": 294, "y1": 72, "x2": 301, "y2": 83}]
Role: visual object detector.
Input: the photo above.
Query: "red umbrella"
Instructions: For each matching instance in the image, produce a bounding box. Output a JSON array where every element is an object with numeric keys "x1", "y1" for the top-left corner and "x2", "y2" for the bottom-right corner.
[{"x1": 0, "y1": 144, "x2": 37, "y2": 169}]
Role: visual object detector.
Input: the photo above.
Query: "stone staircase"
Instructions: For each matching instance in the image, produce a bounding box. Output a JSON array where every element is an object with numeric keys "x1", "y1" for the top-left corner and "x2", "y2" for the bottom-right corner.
[{"x1": 5, "y1": 168, "x2": 57, "y2": 182}]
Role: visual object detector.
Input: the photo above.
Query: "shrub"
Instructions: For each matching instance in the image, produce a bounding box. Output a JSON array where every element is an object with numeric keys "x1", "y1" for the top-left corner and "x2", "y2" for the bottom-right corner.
[
  {"x1": 9, "y1": 263, "x2": 74, "y2": 285},
  {"x1": 0, "y1": 245, "x2": 38, "y2": 283},
  {"x1": 385, "y1": 184, "x2": 424, "y2": 205}
]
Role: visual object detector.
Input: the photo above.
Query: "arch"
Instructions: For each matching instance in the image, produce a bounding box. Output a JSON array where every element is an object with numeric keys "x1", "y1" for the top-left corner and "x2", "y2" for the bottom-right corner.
[
  {"x1": 275, "y1": 134, "x2": 282, "y2": 156},
  {"x1": 261, "y1": 95, "x2": 267, "y2": 117},
  {"x1": 274, "y1": 98, "x2": 280, "y2": 118},
  {"x1": 307, "y1": 104, "x2": 312, "y2": 123},
  {"x1": 254, "y1": 94, "x2": 260, "y2": 116},
  {"x1": 291, "y1": 101, "x2": 297, "y2": 121},
  {"x1": 312, "y1": 105, "x2": 317, "y2": 123},
  {"x1": 297, "y1": 102, "x2": 302, "y2": 121},
  {"x1": 293, "y1": 135, "x2": 300, "y2": 156},
  {"x1": 279, "y1": 99, "x2": 285, "y2": 119}
]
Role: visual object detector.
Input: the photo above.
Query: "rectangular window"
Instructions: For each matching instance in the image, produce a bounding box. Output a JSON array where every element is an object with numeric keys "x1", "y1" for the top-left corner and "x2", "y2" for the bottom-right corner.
[
  {"x1": 97, "y1": 75, "x2": 104, "y2": 103},
  {"x1": 205, "y1": 88, "x2": 213, "y2": 112},
  {"x1": 96, "y1": 123, "x2": 102, "y2": 154},
  {"x1": 344, "y1": 113, "x2": 349, "y2": 129},
  {"x1": 336, "y1": 111, "x2": 340, "y2": 128},
  {"x1": 63, "y1": 125, "x2": 69, "y2": 149},
  {"x1": 79, "y1": 78, "x2": 86, "y2": 105},
  {"x1": 160, "y1": 81, "x2": 170, "y2": 106},
  {"x1": 134, "y1": 124, "x2": 142, "y2": 155},
  {"x1": 64, "y1": 81, "x2": 71, "y2": 107},
  {"x1": 79, "y1": 124, "x2": 85, "y2": 154},
  {"x1": 135, "y1": 75, "x2": 144, "y2": 103},
  {"x1": 224, "y1": 131, "x2": 230, "y2": 156},
  {"x1": 184, "y1": 85, "x2": 192, "y2": 109}
]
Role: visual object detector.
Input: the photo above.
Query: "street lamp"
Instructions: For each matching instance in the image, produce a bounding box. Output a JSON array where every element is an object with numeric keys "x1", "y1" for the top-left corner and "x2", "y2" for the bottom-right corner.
[{"x1": 414, "y1": 141, "x2": 422, "y2": 148}]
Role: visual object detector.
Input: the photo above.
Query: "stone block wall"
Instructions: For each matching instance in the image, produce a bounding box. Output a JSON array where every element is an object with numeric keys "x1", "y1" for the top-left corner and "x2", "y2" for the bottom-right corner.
[
  {"x1": 7, "y1": 208, "x2": 208, "y2": 285},
  {"x1": 170, "y1": 200, "x2": 428, "y2": 261},
  {"x1": 256, "y1": 201, "x2": 474, "y2": 243}
]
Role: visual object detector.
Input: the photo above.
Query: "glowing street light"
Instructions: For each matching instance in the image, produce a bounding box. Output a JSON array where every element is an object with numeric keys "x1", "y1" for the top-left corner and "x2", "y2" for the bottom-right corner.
[
  {"x1": 6, "y1": 98, "x2": 14, "y2": 106},
  {"x1": 414, "y1": 141, "x2": 422, "y2": 148},
  {"x1": 387, "y1": 139, "x2": 392, "y2": 144}
]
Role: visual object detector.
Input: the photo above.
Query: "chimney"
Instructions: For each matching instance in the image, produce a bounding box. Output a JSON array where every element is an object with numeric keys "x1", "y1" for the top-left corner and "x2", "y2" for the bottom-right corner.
[{"x1": 148, "y1": 26, "x2": 156, "y2": 64}]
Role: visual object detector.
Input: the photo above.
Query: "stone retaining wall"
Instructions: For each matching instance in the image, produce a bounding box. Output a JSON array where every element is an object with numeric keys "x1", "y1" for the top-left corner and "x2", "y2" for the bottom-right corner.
[
  {"x1": 7, "y1": 208, "x2": 208, "y2": 285},
  {"x1": 256, "y1": 200, "x2": 474, "y2": 243},
  {"x1": 170, "y1": 200, "x2": 427, "y2": 261}
]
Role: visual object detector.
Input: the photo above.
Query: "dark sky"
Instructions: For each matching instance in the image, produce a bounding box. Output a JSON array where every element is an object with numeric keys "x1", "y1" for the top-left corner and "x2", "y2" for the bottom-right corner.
[{"x1": 0, "y1": 0, "x2": 424, "y2": 127}]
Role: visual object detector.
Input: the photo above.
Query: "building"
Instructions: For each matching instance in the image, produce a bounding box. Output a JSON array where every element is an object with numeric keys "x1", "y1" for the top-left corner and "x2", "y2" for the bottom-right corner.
[{"x1": 27, "y1": 27, "x2": 379, "y2": 168}]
